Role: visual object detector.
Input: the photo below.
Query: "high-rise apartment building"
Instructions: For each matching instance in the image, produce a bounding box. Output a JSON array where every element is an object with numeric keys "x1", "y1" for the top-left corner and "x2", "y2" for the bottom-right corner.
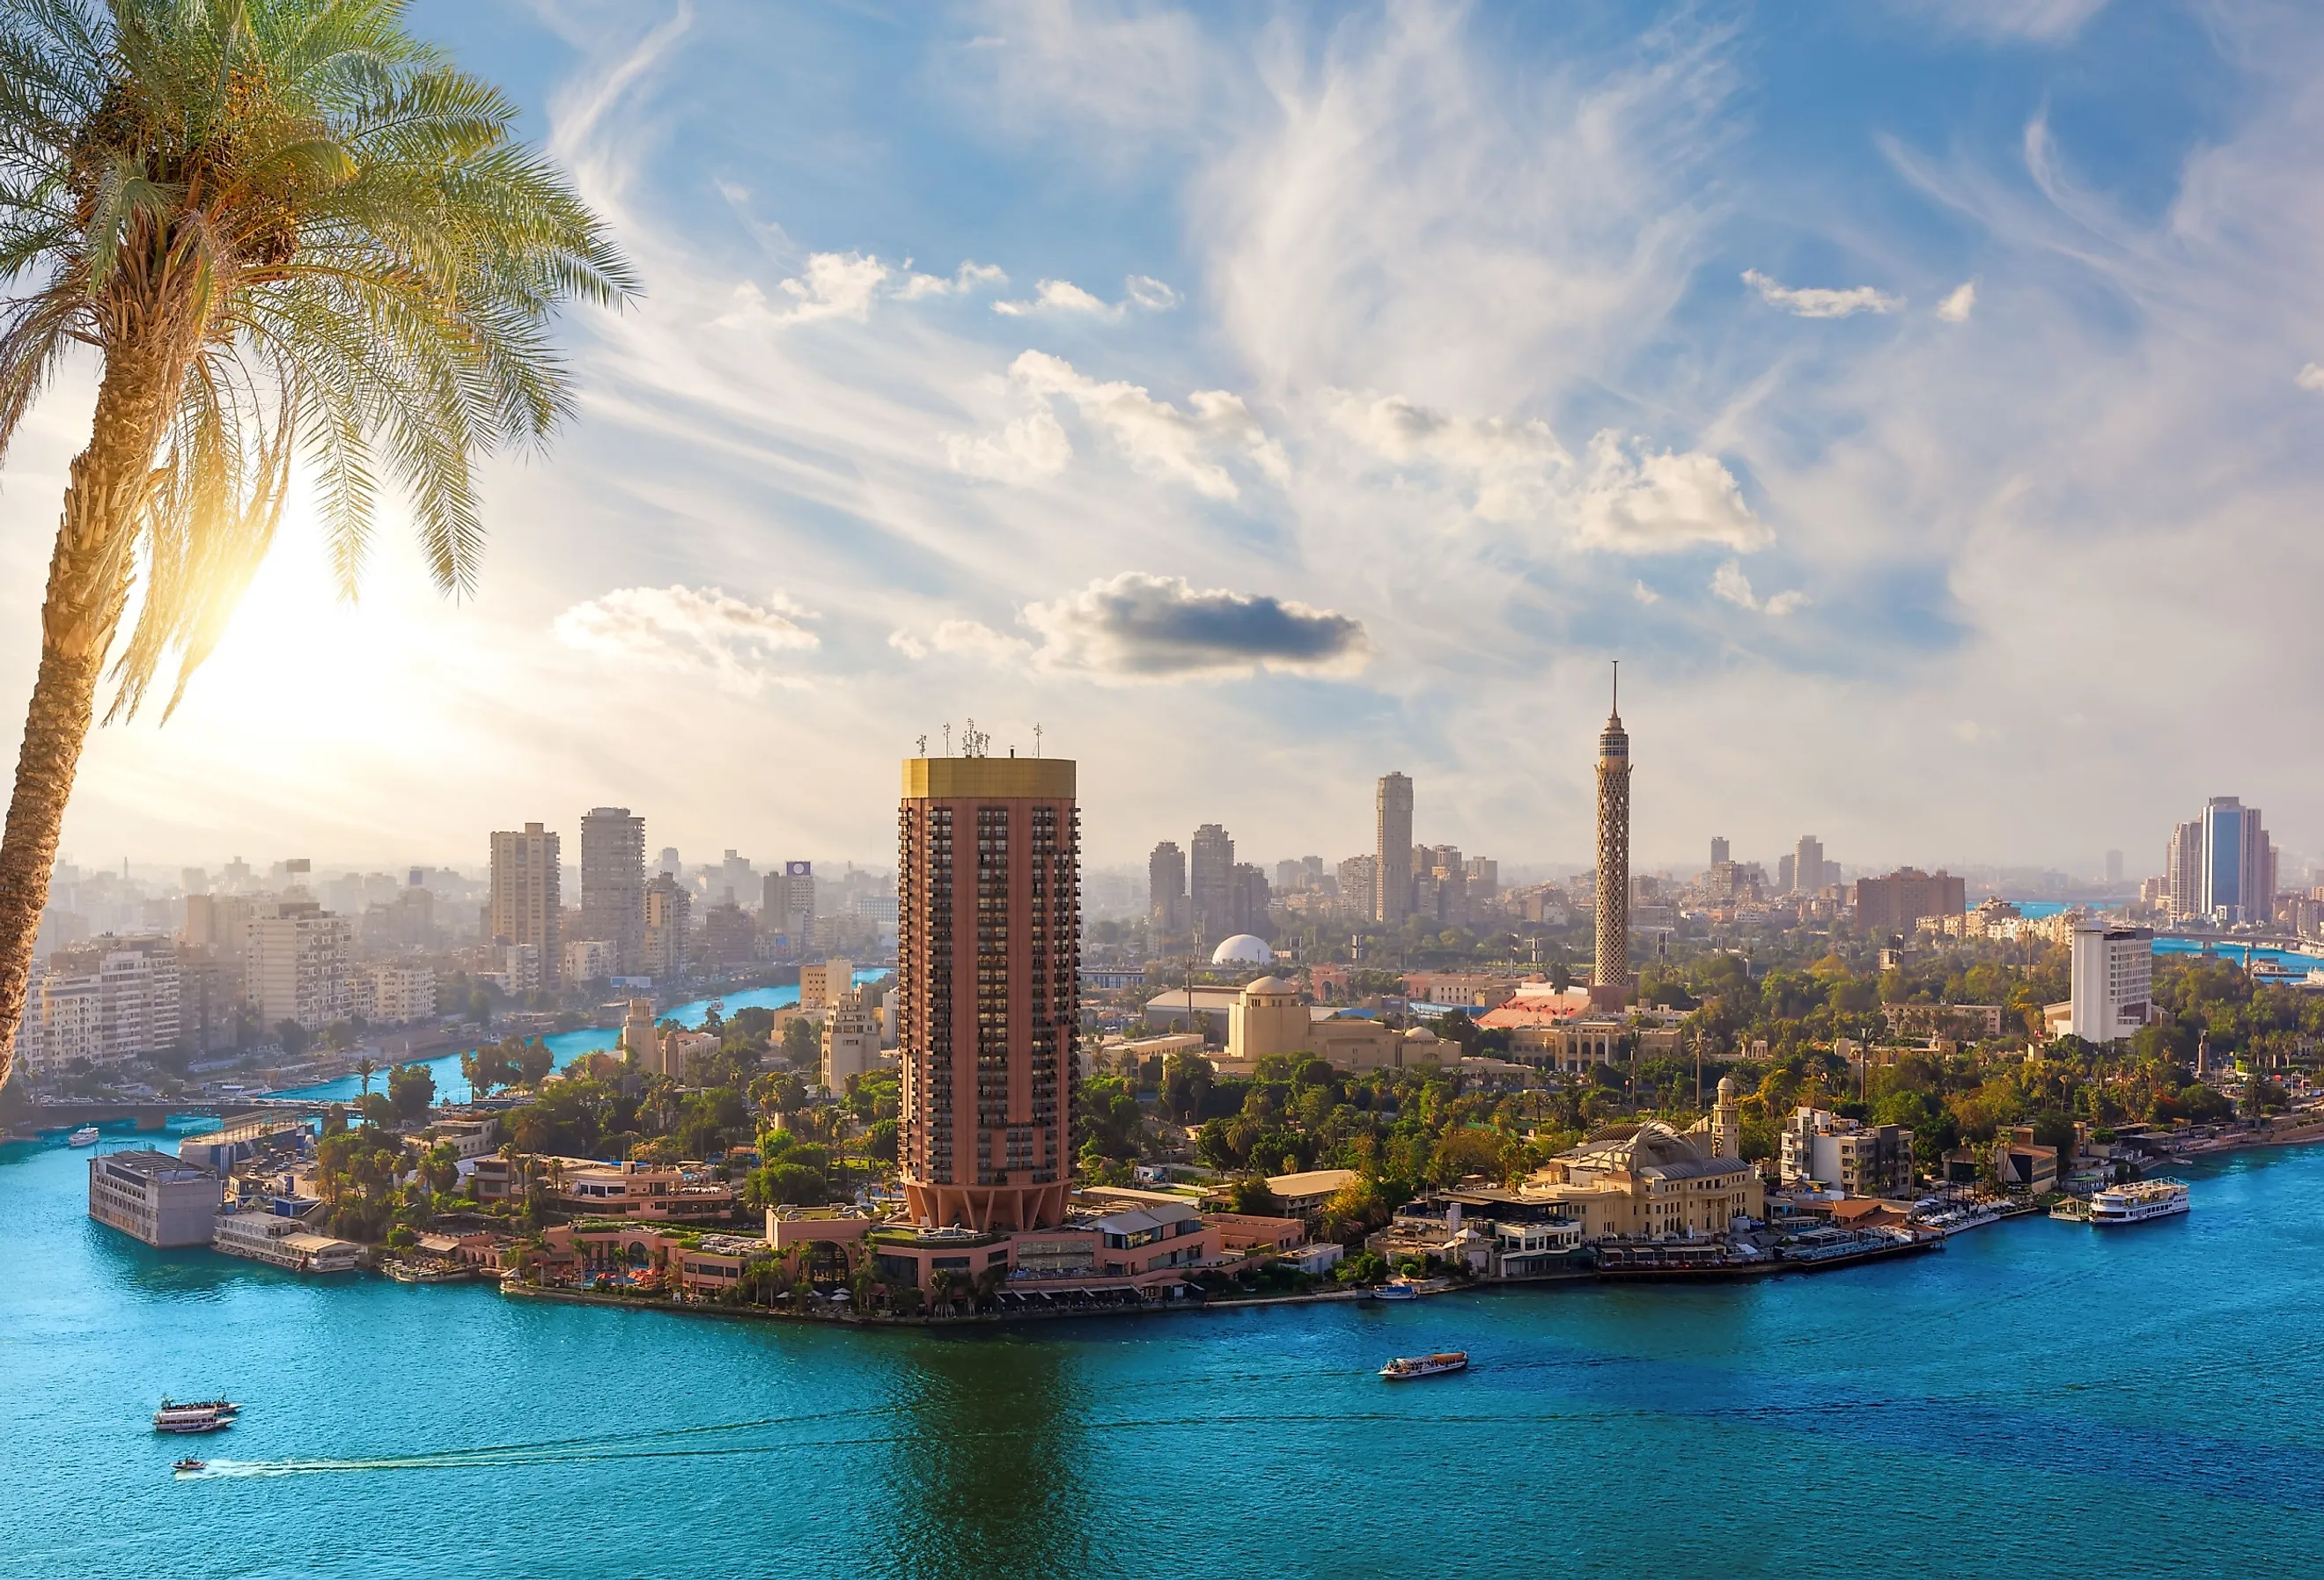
[
  {"x1": 1337, "y1": 855, "x2": 1378, "y2": 916},
  {"x1": 1593, "y1": 675, "x2": 1630, "y2": 996},
  {"x1": 896, "y1": 753, "x2": 1079, "y2": 1232},
  {"x1": 1149, "y1": 841, "x2": 1188, "y2": 932},
  {"x1": 641, "y1": 874, "x2": 691, "y2": 981},
  {"x1": 1794, "y1": 835, "x2": 1824, "y2": 896},
  {"x1": 2105, "y1": 849, "x2": 2124, "y2": 886},
  {"x1": 1190, "y1": 824, "x2": 1235, "y2": 939},
  {"x1": 489, "y1": 822, "x2": 562, "y2": 985},
  {"x1": 1777, "y1": 855, "x2": 1796, "y2": 895},
  {"x1": 24, "y1": 935, "x2": 182, "y2": 1075},
  {"x1": 1229, "y1": 863, "x2": 1272, "y2": 936},
  {"x1": 2197, "y1": 797, "x2": 2276, "y2": 924},
  {"x1": 579, "y1": 807, "x2": 646, "y2": 973},
  {"x1": 1853, "y1": 869, "x2": 1967, "y2": 934},
  {"x1": 1376, "y1": 773, "x2": 1414, "y2": 925},
  {"x1": 1710, "y1": 836, "x2": 1730, "y2": 869},
  {"x1": 2165, "y1": 820, "x2": 2203, "y2": 921},
  {"x1": 246, "y1": 900, "x2": 350, "y2": 1031}
]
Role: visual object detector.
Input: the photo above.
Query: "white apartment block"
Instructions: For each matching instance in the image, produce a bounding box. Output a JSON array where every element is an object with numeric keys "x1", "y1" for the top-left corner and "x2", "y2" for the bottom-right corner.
[
  {"x1": 246, "y1": 902, "x2": 351, "y2": 1032},
  {"x1": 1777, "y1": 1107, "x2": 1916, "y2": 1197},
  {"x1": 2068, "y1": 923, "x2": 2153, "y2": 1043},
  {"x1": 351, "y1": 963, "x2": 437, "y2": 1025},
  {"x1": 24, "y1": 936, "x2": 181, "y2": 1075},
  {"x1": 563, "y1": 938, "x2": 617, "y2": 983}
]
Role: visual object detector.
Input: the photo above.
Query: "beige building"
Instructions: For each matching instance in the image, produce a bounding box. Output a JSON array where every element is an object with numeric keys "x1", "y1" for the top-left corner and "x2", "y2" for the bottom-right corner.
[
  {"x1": 821, "y1": 988, "x2": 882, "y2": 1091},
  {"x1": 489, "y1": 822, "x2": 562, "y2": 984},
  {"x1": 246, "y1": 900, "x2": 349, "y2": 1031},
  {"x1": 800, "y1": 958, "x2": 857, "y2": 1011},
  {"x1": 1225, "y1": 976, "x2": 1308, "y2": 1062},
  {"x1": 641, "y1": 873, "x2": 690, "y2": 981},
  {"x1": 1778, "y1": 1106, "x2": 1916, "y2": 1196},
  {"x1": 621, "y1": 999, "x2": 666, "y2": 1075},
  {"x1": 1520, "y1": 1121, "x2": 1762, "y2": 1242}
]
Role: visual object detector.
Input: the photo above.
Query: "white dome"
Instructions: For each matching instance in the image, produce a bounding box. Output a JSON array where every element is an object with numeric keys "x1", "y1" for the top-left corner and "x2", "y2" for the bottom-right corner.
[
  {"x1": 1210, "y1": 934, "x2": 1273, "y2": 966},
  {"x1": 1404, "y1": 1025, "x2": 1440, "y2": 1043},
  {"x1": 1241, "y1": 974, "x2": 1297, "y2": 997}
]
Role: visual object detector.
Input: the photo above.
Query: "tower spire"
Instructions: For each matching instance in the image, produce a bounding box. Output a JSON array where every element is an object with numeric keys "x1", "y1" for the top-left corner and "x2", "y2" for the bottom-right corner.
[{"x1": 1611, "y1": 658, "x2": 1619, "y2": 721}]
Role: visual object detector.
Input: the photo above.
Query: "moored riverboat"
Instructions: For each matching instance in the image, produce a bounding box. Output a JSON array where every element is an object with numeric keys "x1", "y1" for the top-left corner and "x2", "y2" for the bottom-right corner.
[
  {"x1": 1379, "y1": 1351, "x2": 1468, "y2": 1379},
  {"x1": 153, "y1": 1400, "x2": 237, "y2": 1434},
  {"x1": 2089, "y1": 1179, "x2": 2189, "y2": 1225}
]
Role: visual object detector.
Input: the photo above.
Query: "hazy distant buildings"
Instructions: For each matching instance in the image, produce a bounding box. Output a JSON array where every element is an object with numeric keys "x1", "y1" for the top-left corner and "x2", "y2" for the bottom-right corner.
[
  {"x1": 2166, "y1": 819, "x2": 2203, "y2": 921},
  {"x1": 1190, "y1": 824, "x2": 1235, "y2": 939},
  {"x1": 1149, "y1": 841, "x2": 1188, "y2": 933},
  {"x1": 579, "y1": 807, "x2": 645, "y2": 974},
  {"x1": 1854, "y1": 868, "x2": 1967, "y2": 934},
  {"x1": 641, "y1": 873, "x2": 691, "y2": 981},
  {"x1": 1592, "y1": 679, "x2": 1630, "y2": 997},
  {"x1": 489, "y1": 822, "x2": 562, "y2": 986},
  {"x1": 1709, "y1": 836, "x2": 1730, "y2": 868},
  {"x1": 763, "y1": 862, "x2": 814, "y2": 950},
  {"x1": 1375, "y1": 773, "x2": 1414, "y2": 925},
  {"x1": 24, "y1": 935, "x2": 181, "y2": 1075},
  {"x1": 1793, "y1": 835, "x2": 1824, "y2": 896},
  {"x1": 1337, "y1": 855, "x2": 1379, "y2": 918}
]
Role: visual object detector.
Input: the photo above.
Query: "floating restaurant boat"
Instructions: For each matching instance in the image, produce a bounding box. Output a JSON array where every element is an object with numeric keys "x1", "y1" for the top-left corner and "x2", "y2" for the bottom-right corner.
[
  {"x1": 2089, "y1": 1179, "x2": 2189, "y2": 1225},
  {"x1": 152, "y1": 1400, "x2": 238, "y2": 1435},
  {"x1": 68, "y1": 1126, "x2": 99, "y2": 1147},
  {"x1": 1380, "y1": 1351, "x2": 1468, "y2": 1380}
]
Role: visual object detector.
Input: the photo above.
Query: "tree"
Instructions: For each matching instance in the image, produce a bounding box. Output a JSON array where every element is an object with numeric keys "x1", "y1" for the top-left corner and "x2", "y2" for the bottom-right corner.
[
  {"x1": 1227, "y1": 1175, "x2": 1283, "y2": 1217},
  {"x1": 355, "y1": 1057, "x2": 378, "y2": 1096},
  {"x1": 387, "y1": 1061, "x2": 434, "y2": 1123},
  {"x1": 0, "y1": 0, "x2": 635, "y2": 1084},
  {"x1": 276, "y1": 1020, "x2": 312, "y2": 1058}
]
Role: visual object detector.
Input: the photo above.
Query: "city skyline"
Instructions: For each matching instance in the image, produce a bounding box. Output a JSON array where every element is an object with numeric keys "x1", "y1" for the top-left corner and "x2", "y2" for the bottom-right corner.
[{"x1": 3, "y1": 4, "x2": 2320, "y2": 877}]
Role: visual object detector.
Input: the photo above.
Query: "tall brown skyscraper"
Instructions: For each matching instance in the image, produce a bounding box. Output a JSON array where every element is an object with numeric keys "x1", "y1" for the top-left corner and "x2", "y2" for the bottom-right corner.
[
  {"x1": 897, "y1": 753, "x2": 1079, "y2": 1232},
  {"x1": 579, "y1": 806, "x2": 645, "y2": 973},
  {"x1": 1592, "y1": 670, "x2": 1629, "y2": 998}
]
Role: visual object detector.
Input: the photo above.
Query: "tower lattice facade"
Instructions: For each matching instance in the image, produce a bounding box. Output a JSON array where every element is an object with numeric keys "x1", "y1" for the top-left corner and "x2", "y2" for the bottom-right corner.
[{"x1": 1592, "y1": 676, "x2": 1630, "y2": 996}]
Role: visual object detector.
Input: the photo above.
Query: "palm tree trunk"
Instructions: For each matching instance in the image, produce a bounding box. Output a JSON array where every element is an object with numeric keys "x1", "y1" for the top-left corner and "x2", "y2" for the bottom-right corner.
[{"x1": 0, "y1": 342, "x2": 185, "y2": 1086}]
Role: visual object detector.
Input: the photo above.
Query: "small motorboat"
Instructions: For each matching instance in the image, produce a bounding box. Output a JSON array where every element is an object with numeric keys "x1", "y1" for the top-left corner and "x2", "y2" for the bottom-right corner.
[
  {"x1": 1370, "y1": 1281, "x2": 1418, "y2": 1301},
  {"x1": 1380, "y1": 1351, "x2": 1469, "y2": 1380},
  {"x1": 69, "y1": 1126, "x2": 100, "y2": 1147},
  {"x1": 172, "y1": 1459, "x2": 205, "y2": 1474}
]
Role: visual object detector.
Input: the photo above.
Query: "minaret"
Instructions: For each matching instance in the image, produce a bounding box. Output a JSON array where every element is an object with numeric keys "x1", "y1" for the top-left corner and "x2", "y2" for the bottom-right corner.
[
  {"x1": 1712, "y1": 1075, "x2": 1740, "y2": 1159},
  {"x1": 1592, "y1": 664, "x2": 1630, "y2": 1006}
]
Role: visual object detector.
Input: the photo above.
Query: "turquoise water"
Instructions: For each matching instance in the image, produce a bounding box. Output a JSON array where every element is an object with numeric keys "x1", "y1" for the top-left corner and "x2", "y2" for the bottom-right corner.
[
  {"x1": 6, "y1": 1129, "x2": 2324, "y2": 1577},
  {"x1": 279, "y1": 972, "x2": 889, "y2": 1106}
]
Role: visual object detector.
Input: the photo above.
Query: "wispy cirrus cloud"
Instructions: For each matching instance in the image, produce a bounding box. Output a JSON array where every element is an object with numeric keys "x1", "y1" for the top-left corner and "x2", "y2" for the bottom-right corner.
[
  {"x1": 554, "y1": 585, "x2": 820, "y2": 690},
  {"x1": 1743, "y1": 268, "x2": 1903, "y2": 319},
  {"x1": 1710, "y1": 560, "x2": 1809, "y2": 617},
  {"x1": 717, "y1": 253, "x2": 1007, "y2": 327}
]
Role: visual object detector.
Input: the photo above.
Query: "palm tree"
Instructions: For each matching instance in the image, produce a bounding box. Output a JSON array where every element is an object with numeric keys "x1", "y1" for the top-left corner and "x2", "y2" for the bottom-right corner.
[
  {"x1": 0, "y1": 0, "x2": 636, "y2": 1084},
  {"x1": 355, "y1": 1057, "x2": 377, "y2": 1096}
]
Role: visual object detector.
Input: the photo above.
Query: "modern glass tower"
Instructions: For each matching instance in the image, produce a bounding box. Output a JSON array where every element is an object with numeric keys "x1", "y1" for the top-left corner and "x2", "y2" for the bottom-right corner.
[{"x1": 896, "y1": 753, "x2": 1079, "y2": 1232}]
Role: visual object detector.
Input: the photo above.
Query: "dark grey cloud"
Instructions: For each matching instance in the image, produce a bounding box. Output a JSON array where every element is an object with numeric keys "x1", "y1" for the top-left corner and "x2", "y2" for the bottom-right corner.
[{"x1": 1019, "y1": 572, "x2": 1370, "y2": 680}]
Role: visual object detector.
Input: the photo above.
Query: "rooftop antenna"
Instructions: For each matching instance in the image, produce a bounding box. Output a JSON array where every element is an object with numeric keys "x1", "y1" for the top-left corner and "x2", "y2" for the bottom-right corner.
[
  {"x1": 1033, "y1": 722, "x2": 1043, "y2": 759},
  {"x1": 1611, "y1": 658, "x2": 1619, "y2": 717},
  {"x1": 916, "y1": 733, "x2": 928, "y2": 756},
  {"x1": 942, "y1": 723, "x2": 952, "y2": 756}
]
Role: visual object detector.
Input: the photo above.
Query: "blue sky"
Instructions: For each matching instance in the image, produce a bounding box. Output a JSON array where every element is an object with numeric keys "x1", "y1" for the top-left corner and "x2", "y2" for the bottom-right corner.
[{"x1": 3, "y1": 0, "x2": 2317, "y2": 883}]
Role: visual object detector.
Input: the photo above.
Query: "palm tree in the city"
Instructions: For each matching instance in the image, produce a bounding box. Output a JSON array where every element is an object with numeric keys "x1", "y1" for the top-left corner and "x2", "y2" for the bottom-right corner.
[
  {"x1": 354, "y1": 1057, "x2": 377, "y2": 1096},
  {"x1": 0, "y1": 0, "x2": 636, "y2": 1086}
]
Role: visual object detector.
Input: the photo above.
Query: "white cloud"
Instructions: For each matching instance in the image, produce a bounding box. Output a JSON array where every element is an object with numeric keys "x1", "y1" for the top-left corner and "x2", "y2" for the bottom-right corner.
[
  {"x1": 1124, "y1": 275, "x2": 1183, "y2": 310},
  {"x1": 993, "y1": 275, "x2": 1182, "y2": 319},
  {"x1": 2298, "y1": 362, "x2": 2324, "y2": 392},
  {"x1": 554, "y1": 585, "x2": 820, "y2": 690},
  {"x1": 774, "y1": 252, "x2": 892, "y2": 323},
  {"x1": 963, "y1": 350, "x2": 1285, "y2": 499},
  {"x1": 943, "y1": 409, "x2": 1073, "y2": 484},
  {"x1": 1891, "y1": 0, "x2": 2108, "y2": 43},
  {"x1": 896, "y1": 261, "x2": 1009, "y2": 300},
  {"x1": 1936, "y1": 281, "x2": 1977, "y2": 322},
  {"x1": 1334, "y1": 394, "x2": 1767, "y2": 554},
  {"x1": 1632, "y1": 580, "x2": 1660, "y2": 605},
  {"x1": 1742, "y1": 268, "x2": 1903, "y2": 319},
  {"x1": 1710, "y1": 559, "x2": 1808, "y2": 616}
]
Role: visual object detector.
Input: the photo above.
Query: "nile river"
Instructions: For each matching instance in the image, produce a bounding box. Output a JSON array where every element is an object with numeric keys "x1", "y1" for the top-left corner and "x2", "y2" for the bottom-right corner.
[{"x1": 7, "y1": 1052, "x2": 2324, "y2": 1574}]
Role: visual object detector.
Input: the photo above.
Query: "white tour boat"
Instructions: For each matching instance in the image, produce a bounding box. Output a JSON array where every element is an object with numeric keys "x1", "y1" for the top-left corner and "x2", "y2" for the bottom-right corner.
[
  {"x1": 69, "y1": 1126, "x2": 100, "y2": 1147},
  {"x1": 2088, "y1": 1179, "x2": 2189, "y2": 1225},
  {"x1": 152, "y1": 1400, "x2": 239, "y2": 1435},
  {"x1": 1380, "y1": 1351, "x2": 1469, "y2": 1380}
]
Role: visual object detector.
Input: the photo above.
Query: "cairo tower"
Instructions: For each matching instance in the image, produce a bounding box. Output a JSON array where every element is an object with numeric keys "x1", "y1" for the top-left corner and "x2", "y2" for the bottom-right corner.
[{"x1": 1592, "y1": 665, "x2": 1631, "y2": 1006}]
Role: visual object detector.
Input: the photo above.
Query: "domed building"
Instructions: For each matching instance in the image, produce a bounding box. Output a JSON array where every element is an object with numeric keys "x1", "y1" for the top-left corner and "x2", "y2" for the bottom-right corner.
[
  {"x1": 1521, "y1": 1120, "x2": 1761, "y2": 1242},
  {"x1": 1210, "y1": 933, "x2": 1273, "y2": 966}
]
